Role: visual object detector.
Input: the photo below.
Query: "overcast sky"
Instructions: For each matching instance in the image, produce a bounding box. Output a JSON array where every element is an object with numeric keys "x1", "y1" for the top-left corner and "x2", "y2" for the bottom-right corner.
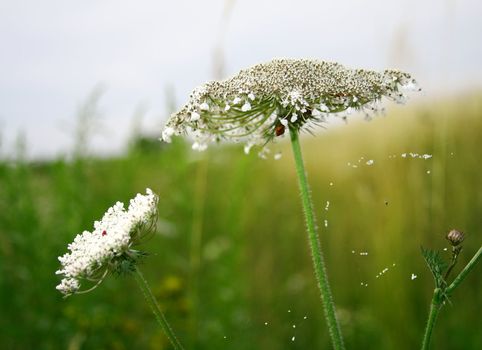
[{"x1": 1, "y1": 0, "x2": 481, "y2": 159}]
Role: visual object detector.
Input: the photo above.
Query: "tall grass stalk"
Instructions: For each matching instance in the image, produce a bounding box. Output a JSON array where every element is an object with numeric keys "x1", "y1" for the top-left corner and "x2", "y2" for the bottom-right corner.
[
  {"x1": 134, "y1": 266, "x2": 185, "y2": 350},
  {"x1": 289, "y1": 128, "x2": 345, "y2": 350},
  {"x1": 188, "y1": 155, "x2": 209, "y2": 346}
]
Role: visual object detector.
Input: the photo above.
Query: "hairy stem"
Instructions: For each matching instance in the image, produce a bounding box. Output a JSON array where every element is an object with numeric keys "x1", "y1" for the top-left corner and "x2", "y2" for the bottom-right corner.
[
  {"x1": 289, "y1": 128, "x2": 345, "y2": 350},
  {"x1": 421, "y1": 288, "x2": 442, "y2": 350},
  {"x1": 446, "y1": 246, "x2": 482, "y2": 295},
  {"x1": 134, "y1": 266, "x2": 184, "y2": 350}
]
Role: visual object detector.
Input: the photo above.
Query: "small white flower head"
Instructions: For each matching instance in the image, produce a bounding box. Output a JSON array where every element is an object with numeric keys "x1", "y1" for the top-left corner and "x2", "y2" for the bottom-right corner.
[
  {"x1": 161, "y1": 126, "x2": 175, "y2": 143},
  {"x1": 161, "y1": 58, "x2": 418, "y2": 154},
  {"x1": 55, "y1": 189, "x2": 158, "y2": 297}
]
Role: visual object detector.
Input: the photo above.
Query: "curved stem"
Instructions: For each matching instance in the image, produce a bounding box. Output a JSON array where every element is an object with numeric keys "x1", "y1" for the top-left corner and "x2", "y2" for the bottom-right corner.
[
  {"x1": 446, "y1": 246, "x2": 482, "y2": 295},
  {"x1": 134, "y1": 266, "x2": 184, "y2": 350},
  {"x1": 289, "y1": 128, "x2": 345, "y2": 350},
  {"x1": 421, "y1": 288, "x2": 442, "y2": 350}
]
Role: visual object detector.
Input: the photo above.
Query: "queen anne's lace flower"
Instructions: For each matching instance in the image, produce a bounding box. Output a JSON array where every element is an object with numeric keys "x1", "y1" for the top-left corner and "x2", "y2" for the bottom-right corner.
[
  {"x1": 56, "y1": 189, "x2": 158, "y2": 296},
  {"x1": 161, "y1": 58, "x2": 419, "y2": 153}
]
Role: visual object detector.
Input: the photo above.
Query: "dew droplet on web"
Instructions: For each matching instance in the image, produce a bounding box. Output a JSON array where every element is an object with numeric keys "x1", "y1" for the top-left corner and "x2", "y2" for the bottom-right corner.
[
  {"x1": 359, "y1": 251, "x2": 368, "y2": 256},
  {"x1": 324, "y1": 201, "x2": 330, "y2": 211}
]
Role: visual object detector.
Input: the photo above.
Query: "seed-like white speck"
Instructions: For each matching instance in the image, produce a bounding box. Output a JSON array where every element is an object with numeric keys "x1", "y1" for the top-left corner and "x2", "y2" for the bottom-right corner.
[
  {"x1": 324, "y1": 219, "x2": 328, "y2": 227},
  {"x1": 426, "y1": 170, "x2": 431, "y2": 174},
  {"x1": 303, "y1": 316, "x2": 307, "y2": 320},
  {"x1": 411, "y1": 273, "x2": 417, "y2": 280},
  {"x1": 292, "y1": 324, "x2": 296, "y2": 328},
  {"x1": 291, "y1": 336, "x2": 295, "y2": 342},
  {"x1": 274, "y1": 152, "x2": 282, "y2": 160},
  {"x1": 366, "y1": 159, "x2": 374, "y2": 165},
  {"x1": 329, "y1": 182, "x2": 334, "y2": 186},
  {"x1": 264, "y1": 322, "x2": 268, "y2": 325}
]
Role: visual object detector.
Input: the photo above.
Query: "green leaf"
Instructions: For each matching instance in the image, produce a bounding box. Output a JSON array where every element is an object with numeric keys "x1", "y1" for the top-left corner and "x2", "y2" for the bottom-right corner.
[{"x1": 421, "y1": 247, "x2": 449, "y2": 288}]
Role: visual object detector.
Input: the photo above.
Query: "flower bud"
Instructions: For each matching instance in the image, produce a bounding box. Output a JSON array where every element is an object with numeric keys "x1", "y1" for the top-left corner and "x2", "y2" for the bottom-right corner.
[{"x1": 446, "y1": 229, "x2": 464, "y2": 246}]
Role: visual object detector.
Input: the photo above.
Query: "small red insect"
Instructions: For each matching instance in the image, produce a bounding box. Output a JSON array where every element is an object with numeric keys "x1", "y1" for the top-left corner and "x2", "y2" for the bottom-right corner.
[
  {"x1": 275, "y1": 123, "x2": 285, "y2": 136},
  {"x1": 102, "y1": 230, "x2": 107, "y2": 236}
]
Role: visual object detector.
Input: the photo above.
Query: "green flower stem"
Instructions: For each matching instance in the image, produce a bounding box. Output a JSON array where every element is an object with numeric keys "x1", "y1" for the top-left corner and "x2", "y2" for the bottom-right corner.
[
  {"x1": 446, "y1": 246, "x2": 482, "y2": 295},
  {"x1": 289, "y1": 128, "x2": 345, "y2": 350},
  {"x1": 421, "y1": 288, "x2": 443, "y2": 350},
  {"x1": 134, "y1": 266, "x2": 184, "y2": 350},
  {"x1": 421, "y1": 246, "x2": 481, "y2": 349}
]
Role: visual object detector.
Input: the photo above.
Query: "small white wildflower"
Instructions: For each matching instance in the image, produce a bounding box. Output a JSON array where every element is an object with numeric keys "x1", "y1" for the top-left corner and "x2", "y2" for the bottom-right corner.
[
  {"x1": 290, "y1": 113, "x2": 298, "y2": 123},
  {"x1": 225, "y1": 104, "x2": 231, "y2": 111},
  {"x1": 280, "y1": 118, "x2": 289, "y2": 127},
  {"x1": 232, "y1": 97, "x2": 241, "y2": 105},
  {"x1": 200, "y1": 102, "x2": 210, "y2": 111},
  {"x1": 190, "y1": 111, "x2": 201, "y2": 121},
  {"x1": 248, "y1": 93, "x2": 255, "y2": 100},
  {"x1": 241, "y1": 102, "x2": 252, "y2": 112},
  {"x1": 56, "y1": 189, "x2": 158, "y2": 297},
  {"x1": 161, "y1": 126, "x2": 175, "y2": 143}
]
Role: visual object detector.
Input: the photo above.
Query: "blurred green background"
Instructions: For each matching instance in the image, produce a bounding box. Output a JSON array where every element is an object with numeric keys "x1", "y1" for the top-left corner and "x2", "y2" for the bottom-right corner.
[{"x1": 1, "y1": 93, "x2": 481, "y2": 349}]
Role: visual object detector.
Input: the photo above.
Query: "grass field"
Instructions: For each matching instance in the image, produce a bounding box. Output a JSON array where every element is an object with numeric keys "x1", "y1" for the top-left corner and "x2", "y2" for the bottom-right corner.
[{"x1": 0, "y1": 93, "x2": 481, "y2": 349}]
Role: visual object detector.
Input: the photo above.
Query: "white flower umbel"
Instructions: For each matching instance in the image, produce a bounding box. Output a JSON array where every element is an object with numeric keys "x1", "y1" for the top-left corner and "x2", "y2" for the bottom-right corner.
[
  {"x1": 56, "y1": 189, "x2": 158, "y2": 296},
  {"x1": 161, "y1": 58, "x2": 419, "y2": 153}
]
